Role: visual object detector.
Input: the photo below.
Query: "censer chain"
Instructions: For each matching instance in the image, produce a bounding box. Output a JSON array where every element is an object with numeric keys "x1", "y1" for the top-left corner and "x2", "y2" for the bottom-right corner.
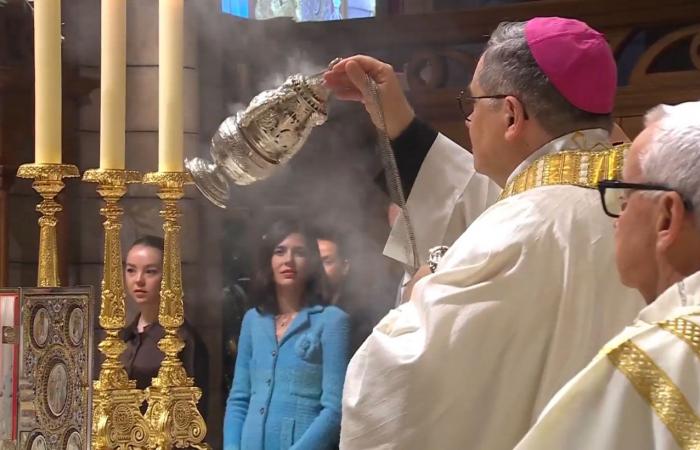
[{"x1": 366, "y1": 75, "x2": 420, "y2": 271}]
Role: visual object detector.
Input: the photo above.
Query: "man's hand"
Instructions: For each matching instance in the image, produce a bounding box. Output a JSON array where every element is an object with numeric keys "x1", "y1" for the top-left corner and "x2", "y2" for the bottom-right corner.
[{"x1": 324, "y1": 55, "x2": 415, "y2": 139}]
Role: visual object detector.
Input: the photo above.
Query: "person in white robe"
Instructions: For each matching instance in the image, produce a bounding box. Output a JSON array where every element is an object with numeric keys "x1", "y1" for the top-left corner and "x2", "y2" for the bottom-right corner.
[
  {"x1": 514, "y1": 100, "x2": 700, "y2": 450},
  {"x1": 389, "y1": 121, "x2": 631, "y2": 304},
  {"x1": 382, "y1": 117, "x2": 501, "y2": 304},
  {"x1": 389, "y1": 120, "x2": 633, "y2": 305},
  {"x1": 385, "y1": 133, "x2": 500, "y2": 270},
  {"x1": 323, "y1": 17, "x2": 645, "y2": 450}
]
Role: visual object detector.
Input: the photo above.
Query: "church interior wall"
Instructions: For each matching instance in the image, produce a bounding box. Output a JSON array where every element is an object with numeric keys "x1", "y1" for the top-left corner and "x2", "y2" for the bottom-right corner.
[{"x1": 2, "y1": 0, "x2": 700, "y2": 448}]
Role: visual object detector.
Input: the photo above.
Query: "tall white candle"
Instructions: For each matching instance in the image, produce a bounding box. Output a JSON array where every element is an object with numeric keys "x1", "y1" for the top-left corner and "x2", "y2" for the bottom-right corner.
[
  {"x1": 34, "y1": 0, "x2": 62, "y2": 164},
  {"x1": 158, "y1": 0, "x2": 184, "y2": 172},
  {"x1": 99, "y1": 0, "x2": 127, "y2": 170}
]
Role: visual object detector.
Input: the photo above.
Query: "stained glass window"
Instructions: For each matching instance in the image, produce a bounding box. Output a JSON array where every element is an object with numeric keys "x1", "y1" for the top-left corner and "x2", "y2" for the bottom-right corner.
[
  {"x1": 222, "y1": 0, "x2": 374, "y2": 21},
  {"x1": 222, "y1": 0, "x2": 251, "y2": 18}
]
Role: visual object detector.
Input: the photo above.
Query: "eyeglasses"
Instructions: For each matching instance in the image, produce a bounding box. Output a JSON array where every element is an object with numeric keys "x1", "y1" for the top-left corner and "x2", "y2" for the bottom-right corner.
[
  {"x1": 597, "y1": 179, "x2": 694, "y2": 218},
  {"x1": 456, "y1": 90, "x2": 530, "y2": 122}
]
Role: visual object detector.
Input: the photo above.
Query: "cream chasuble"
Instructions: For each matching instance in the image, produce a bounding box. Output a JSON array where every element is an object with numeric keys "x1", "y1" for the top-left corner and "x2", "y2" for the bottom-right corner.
[
  {"x1": 383, "y1": 133, "x2": 500, "y2": 269},
  {"x1": 340, "y1": 130, "x2": 646, "y2": 450},
  {"x1": 515, "y1": 271, "x2": 700, "y2": 450}
]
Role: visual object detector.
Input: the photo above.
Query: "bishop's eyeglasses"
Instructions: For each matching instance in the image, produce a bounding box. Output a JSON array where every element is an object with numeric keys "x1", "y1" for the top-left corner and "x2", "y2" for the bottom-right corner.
[
  {"x1": 456, "y1": 90, "x2": 530, "y2": 122},
  {"x1": 597, "y1": 179, "x2": 694, "y2": 218}
]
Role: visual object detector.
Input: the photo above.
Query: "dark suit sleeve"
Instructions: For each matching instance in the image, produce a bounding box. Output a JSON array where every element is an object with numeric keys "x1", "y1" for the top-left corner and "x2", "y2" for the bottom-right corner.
[{"x1": 390, "y1": 118, "x2": 439, "y2": 195}]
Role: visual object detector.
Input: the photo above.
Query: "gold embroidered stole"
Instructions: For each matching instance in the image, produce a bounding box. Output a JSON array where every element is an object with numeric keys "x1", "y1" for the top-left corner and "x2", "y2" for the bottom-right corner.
[
  {"x1": 498, "y1": 143, "x2": 628, "y2": 201},
  {"x1": 607, "y1": 315, "x2": 700, "y2": 449}
]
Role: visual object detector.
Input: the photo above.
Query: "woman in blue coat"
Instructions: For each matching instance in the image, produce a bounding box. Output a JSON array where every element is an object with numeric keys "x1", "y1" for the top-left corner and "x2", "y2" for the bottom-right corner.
[{"x1": 224, "y1": 218, "x2": 351, "y2": 450}]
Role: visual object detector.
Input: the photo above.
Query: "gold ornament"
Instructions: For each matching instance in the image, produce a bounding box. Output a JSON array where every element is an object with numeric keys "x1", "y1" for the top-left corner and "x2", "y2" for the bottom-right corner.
[
  {"x1": 499, "y1": 144, "x2": 628, "y2": 201},
  {"x1": 17, "y1": 288, "x2": 93, "y2": 450},
  {"x1": 84, "y1": 169, "x2": 151, "y2": 449},
  {"x1": 142, "y1": 171, "x2": 210, "y2": 450},
  {"x1": 16, "y1": 163, "x2": 80, "y2": 287}
]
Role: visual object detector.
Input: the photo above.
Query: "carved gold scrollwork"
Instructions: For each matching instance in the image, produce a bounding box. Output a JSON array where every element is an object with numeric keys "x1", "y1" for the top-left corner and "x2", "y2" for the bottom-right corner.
[
  {"x1": 83, "y1": 169, "x2": 151, "y2": 450},
  {"x1": 142, "y1": 172, "x2": 209, "y2": 450},
  {"x1": 16, "y1": 163, "x2": 80, "y2": 287}
]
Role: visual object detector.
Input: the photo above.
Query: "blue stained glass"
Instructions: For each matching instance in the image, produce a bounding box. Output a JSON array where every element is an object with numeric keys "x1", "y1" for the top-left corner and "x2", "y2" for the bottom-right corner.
[
  {"x1": 222, "y1": 0, "x2": 250, "y2": 18},
  {"x1": 298, "y1": 0, "x2": 341, "y2": 21},
  {"x1": 221, "y1": 0, "x2": 374, "y2": 20}
]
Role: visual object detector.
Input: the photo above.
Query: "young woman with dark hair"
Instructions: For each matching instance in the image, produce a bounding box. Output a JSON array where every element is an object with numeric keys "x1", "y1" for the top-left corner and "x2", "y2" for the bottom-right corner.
[
  {"x1": 119, "y1": 235, "x2": 207, "y2": 412},
  {"x1": 224, "y1": 218, "x2": 350, "y2": 450}
]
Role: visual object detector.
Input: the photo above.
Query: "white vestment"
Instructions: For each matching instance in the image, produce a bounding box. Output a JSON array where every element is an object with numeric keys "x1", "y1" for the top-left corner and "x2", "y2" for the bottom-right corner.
[
  {"x1": 383, "y1": 133, "x2": 501, "y2": 269},
  {"x1": 341, "y1": 130, "x2": 646, "y2": 450},
  {"x1": 515, "y1": 271, "x2": 700, "y2": 450}
]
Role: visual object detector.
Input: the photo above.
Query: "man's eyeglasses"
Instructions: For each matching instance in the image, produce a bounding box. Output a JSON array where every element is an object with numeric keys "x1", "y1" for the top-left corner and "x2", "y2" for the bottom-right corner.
[
  {"x1": 456, "y1": 90, "x2": 530, "y2": 122},
  {"x1": 597, "y1": 179, "x2": 694, "y2": 218}
]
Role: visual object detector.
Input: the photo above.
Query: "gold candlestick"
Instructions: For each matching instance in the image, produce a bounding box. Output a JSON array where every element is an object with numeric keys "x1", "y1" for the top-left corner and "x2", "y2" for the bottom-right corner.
[
  {"x1": 142, "y1": 171, "x2": 209, "y2": 450},
  {"x1": 83, "y1": 169, "x2": 151, "y2": 450},
  {"x1": 16, "y1": 163, "x2": 79, "y2": 287}
]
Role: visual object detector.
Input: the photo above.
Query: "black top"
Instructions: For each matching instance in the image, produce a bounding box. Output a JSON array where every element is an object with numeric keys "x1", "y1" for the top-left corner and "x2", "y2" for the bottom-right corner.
[
  {"x1": 118, "y1": 316, "x2": 208, "y2": 418},
  {"x1": 119, "y1": 317, "x2": 195, "y2": 389}
]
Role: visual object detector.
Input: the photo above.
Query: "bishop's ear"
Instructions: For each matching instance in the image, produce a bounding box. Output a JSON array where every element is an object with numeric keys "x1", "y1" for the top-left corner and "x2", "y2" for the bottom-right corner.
[
  {"x1": 504, "y1": 95, "x2": 527, "y2": 131},
  {"x1": 503, "y1": 98, "x2": 525, "y2": 145}
]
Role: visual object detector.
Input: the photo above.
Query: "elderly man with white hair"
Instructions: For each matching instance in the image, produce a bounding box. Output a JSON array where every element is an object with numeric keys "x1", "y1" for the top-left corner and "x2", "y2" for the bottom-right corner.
[{"x1": 514, "y1": 100, "x2": 700, "y2": 450}]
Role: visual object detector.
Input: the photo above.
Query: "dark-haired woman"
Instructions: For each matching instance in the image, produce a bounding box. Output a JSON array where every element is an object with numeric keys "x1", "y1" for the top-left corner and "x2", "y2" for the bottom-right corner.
[
  {"x1": 119, "y1": 236, "x2": 206, "y2": 408},
  {"x1": 223, "y1": 219, "x2": 350, "y2": 450}
]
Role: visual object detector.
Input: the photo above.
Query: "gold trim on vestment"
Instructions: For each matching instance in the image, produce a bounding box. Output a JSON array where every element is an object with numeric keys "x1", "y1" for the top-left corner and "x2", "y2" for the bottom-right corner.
[
  {"x1": 498, "y1": 143, "x2": 628, "y2": 201},
  {"x1": 660, "y1": 316, "x2": 700, "y2": 359},
  {"x1": 608, "y1": 340, "x2": 700, "y2": 449}
]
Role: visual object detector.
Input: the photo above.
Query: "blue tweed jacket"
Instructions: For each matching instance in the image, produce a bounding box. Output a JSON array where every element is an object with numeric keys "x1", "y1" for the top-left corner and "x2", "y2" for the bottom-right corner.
[{"x1": 224, "y1": 303, "x2": 350, "y2": 450}]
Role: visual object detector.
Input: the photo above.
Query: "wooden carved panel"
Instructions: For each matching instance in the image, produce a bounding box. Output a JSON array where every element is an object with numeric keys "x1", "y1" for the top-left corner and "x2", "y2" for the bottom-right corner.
[
  {"x1": 614, "y1": 24, "x2": 700, "y2": 119},
  {"x1": 220, "y1": 0, "x2": 700, "y2": 143},
  {"x1": 402, "y1": 22, "x2": 700, "y2": 140}
]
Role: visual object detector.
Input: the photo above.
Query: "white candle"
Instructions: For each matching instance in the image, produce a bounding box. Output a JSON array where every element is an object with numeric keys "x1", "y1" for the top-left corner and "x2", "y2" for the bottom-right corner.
[
  {"x1": 99, "y1": 0, "x2": 127, "y2": 170},
  {"x1": 158, "y1": 0, "x2": 184, "y2": 172},
  {"x1": 34, "y1": 0, "x2": 62, "y2": 164}
]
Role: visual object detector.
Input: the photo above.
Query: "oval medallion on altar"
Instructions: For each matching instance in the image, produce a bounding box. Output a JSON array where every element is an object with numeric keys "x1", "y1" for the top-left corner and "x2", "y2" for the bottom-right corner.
[
  {"x1": 65, "y1": 429, "x2": 82, "y2": 450},
  {"x1": 29, "y1": 434, "x2": 47, "y2": 450},
  {"x1": 46, "y1": 362, "x2": 68, "y2": 417},
  {"x1": 67, "y1": 307, "x2": 84, "y2": 346},
  {"x1": 32, "y1": 307, "x2": 49, "y2": 348}
]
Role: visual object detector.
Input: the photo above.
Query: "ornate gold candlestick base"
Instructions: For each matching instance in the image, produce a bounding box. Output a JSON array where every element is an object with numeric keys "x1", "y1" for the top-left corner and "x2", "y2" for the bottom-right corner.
[
  {"x1": 16, "y1": 163, "x2": 80, "y2": 287},
  {"x1": 142, "y1": 171, "x2": 209, "y2": 450},
  {"x1": 84, "y1": 169, "x2": 151, "y2": 449}
]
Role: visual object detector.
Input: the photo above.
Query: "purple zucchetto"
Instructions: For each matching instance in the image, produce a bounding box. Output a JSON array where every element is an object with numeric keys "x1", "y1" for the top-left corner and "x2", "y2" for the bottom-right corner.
[{"x1": 525, "y1": 17, "x2": 617, "y2": 114}]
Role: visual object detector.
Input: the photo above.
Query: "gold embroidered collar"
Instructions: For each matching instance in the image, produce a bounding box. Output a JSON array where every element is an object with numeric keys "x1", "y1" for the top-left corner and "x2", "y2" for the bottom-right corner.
[{"x1": 499, "y1": 143, "x2": 629, "y2": 201}]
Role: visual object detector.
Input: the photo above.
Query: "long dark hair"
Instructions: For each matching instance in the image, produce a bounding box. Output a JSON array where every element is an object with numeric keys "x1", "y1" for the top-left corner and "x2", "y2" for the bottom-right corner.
[{"x1": 250, "y1": 218, "x2": 329, "y2": 314}]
